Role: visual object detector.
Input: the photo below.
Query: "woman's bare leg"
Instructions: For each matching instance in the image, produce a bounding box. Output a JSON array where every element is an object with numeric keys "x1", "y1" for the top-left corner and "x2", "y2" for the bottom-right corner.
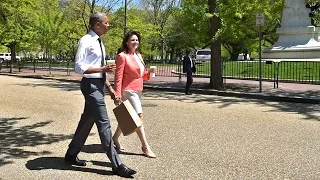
[
  {"x1": 136, "y1": 114, "x2": 156, "y2": 158},
  {"x1": 112, "y1": 125, "x2": 124, "y2": 150}
]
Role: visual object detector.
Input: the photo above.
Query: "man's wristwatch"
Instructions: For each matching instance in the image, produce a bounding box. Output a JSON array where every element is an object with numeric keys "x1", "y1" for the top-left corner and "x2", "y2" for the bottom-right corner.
[{"x1": 106, "y1": 84, "x2": 111, "y2": 88}]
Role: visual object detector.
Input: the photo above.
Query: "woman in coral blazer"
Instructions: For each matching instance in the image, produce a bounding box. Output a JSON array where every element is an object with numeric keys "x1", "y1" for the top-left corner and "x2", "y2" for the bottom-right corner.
[{"x1": 113, "y1": 31, "x2": 156, "y2": 158}]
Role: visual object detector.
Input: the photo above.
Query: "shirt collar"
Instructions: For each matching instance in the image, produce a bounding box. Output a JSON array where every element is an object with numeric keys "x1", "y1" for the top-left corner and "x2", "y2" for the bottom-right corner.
[{"x1": 88, "y1": 30, "x2": 100, "y2": 41}]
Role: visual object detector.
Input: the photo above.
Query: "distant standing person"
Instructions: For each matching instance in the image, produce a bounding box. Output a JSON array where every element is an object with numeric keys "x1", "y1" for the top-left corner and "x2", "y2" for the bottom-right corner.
[
  {"x1": 65, "y1": 12, "x2": 137, "y2": 178},
  {"x1": 113, "y1": 31, "x2": 156, "y2": 158},
  {"x1": 183, "y1": 49, "x2": 196, "y2": 95}
]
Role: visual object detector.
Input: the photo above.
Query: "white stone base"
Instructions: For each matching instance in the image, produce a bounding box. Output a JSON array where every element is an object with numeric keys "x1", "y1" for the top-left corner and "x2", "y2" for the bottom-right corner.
[
  {"x1": 262, "y1": 0, "x2": 320, "y2": 59},
  {"x1": 263, "y1": 26, "x2": 320, "y2": 59}
]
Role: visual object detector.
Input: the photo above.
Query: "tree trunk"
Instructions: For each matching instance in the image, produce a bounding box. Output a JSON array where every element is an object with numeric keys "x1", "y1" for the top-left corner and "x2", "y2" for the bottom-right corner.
[
  {"x1": 208, "y1": 0, "x2": 222, "y2": 90},
  {"x1": 8, "y1": 42, "x2": 16, "y2": 73}
]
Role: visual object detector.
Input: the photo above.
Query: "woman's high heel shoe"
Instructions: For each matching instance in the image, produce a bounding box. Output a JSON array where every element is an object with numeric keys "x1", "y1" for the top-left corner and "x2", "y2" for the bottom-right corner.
[{"x1": 142, "y1": 147, "x2": 156, "y2": 158}]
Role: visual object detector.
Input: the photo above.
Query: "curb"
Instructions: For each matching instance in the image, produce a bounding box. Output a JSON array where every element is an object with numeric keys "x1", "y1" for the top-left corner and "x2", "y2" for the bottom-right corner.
[
  {"x1": 143, "y1": 85, "x2": 319, "y2": 104},
  {"x1": 1, "y1": 73, "x2": 319, "y2": 104}
]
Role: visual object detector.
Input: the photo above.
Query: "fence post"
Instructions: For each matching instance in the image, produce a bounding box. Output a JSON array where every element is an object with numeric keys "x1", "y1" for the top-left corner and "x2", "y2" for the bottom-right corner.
[
  {"x1": 33, "y1": 58, "x2": 36, "y2": 73},
  {"x1": 222, "y1": 58, "x2": 226, "y2": 84},
  {"x1": 178, "y1": 58, "x2": 182, "y2": 82},
  {"x1": 276, "y1": 62, "x2": 280, "y2": 88},
  {"x1": 67, "y1": 60, "x2": 69, "y2": 75},
  {"x1": 18, "y1": 59, "x2": 21, "y2": 72}
]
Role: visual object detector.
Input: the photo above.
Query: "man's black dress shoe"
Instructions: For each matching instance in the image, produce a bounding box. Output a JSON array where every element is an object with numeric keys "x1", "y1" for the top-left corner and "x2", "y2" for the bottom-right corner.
[
  {"x1": 112, "y1": 164, "x2": 137, "y2": 178},
  {"x1": 64, "y1": 153, "x2": 87, "y2": 166}
]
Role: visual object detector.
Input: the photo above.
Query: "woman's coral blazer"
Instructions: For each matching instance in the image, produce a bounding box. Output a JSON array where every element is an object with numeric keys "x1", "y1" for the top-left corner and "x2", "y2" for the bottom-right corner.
[{"x1": 114, "y1": 51, "x2": 149, "y2": 98}]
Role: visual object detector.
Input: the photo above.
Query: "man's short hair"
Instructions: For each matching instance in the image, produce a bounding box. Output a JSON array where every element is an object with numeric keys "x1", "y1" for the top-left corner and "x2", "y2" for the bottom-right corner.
[{"x1": 89, "y1": 12, "x2": 106, "y2": 28}]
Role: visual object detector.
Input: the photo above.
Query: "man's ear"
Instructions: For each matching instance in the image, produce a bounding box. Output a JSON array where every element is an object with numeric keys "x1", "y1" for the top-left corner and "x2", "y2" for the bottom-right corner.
[{"x1": 93, "y1": 21, "x2": 100, "y2": 29}]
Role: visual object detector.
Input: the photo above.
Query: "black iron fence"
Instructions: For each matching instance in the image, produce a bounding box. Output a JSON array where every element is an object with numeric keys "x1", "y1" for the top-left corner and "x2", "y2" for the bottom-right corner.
[
  {"x1": 1, "y1": 58, "x2": 319, "y2": 85},
  {"x1": 145, "y1": 59, "x2": 320, "y2": 85}
]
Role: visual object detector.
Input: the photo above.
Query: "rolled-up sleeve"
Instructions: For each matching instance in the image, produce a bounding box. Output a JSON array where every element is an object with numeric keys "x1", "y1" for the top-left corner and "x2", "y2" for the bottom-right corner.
[{"x1": 74, "y1": 39, "x2": 89, "y2": 74}]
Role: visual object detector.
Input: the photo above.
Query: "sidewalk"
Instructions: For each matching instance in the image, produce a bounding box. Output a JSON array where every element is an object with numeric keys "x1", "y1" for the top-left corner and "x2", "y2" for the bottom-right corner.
[{"x1": 0, "y1": 68, "x2": 319, "y2": 104}]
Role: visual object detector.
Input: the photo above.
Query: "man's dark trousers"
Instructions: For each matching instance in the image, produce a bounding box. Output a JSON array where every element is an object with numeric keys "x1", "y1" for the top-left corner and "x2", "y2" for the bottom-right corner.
[
  {"x1": 183, "y1": 55, "x2": 194, "y2": 94},
  {"x1": 185, "y1": 71, "x2": 193, "y2": 94},
  {"x1": 66, "y1": 77, "x2": 122, "y2": 168}
]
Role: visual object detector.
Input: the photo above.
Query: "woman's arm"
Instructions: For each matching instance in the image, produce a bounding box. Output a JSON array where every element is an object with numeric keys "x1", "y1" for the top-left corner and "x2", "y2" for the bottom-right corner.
[{"x1": 114, "y1": 53, "x2": 126, "y2": 98}]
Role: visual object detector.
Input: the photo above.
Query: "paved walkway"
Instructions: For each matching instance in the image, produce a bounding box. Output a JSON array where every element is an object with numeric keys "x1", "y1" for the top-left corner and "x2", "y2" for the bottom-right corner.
[
  {"x1": 0, "y1": 75, "x2": 319, "y2": 179},
  {"x1": 0, "y1": 68, "x2": 319, "y2": 104}
]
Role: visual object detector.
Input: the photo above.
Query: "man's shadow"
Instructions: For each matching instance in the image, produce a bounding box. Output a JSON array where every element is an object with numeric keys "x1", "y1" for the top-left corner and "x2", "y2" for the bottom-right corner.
[
  {"x1": 25, "y1": 144, "x2": 143, "y2": 177},
  {"x1": 25, "y1": 157, "x2": 113, "y2": 176}
]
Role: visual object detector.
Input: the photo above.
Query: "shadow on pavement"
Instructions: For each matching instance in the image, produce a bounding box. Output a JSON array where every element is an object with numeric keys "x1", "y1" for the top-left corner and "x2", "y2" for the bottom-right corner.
[
  {"x1": 13, "y1": 81, "x2": 80, "y2": 92},
  {"x1": 82, "y1": 144, "x2": 144, "y2": 157},
  {"x1": 0, "y1": 117, "x2": 72, "y2": 167},
  {"x1": 25, "y1": 157, "x2": 113, "y2": 176},
  {"x1": 143, "y1": 90, "x2": 320, "y2": 121}
]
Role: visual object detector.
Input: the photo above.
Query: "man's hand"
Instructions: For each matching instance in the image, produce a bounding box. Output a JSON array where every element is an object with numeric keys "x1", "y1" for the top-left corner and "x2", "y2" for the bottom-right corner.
[{"x1": 101, "y1": 64, "x2": 116, "y2": 73}]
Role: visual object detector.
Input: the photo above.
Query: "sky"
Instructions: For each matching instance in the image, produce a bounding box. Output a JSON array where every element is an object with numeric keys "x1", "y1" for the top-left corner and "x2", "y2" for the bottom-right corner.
[
  {"x1": 96, "y1": 0, "x2": 180, "y2": 10},
  {"x1": 95, "y1": 0, "x2": 141, "y2": 10}
]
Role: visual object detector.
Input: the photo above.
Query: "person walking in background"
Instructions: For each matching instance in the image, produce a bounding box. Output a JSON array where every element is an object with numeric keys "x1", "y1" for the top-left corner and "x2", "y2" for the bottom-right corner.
[
  {"x1": 183, "y1": 49, "x2": 196, "y2": 95},
  {"x1": 113, "y1": 31, "x2": 156, "y2": 158},
  {"x1": 65, "y1": 12, "x2": 137, "y2": 178}
]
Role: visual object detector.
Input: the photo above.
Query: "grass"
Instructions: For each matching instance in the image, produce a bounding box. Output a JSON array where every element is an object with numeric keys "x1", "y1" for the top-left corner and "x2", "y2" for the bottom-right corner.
[
  {"x1": 145, "y1": 61, "x2": 181, "y2": 67},
  {"x1": 195, "y1": 61, "x2": 320, "y2": 81},
  {"x1": 16, "y1": 61, "x2": 74, "y2": 68}
]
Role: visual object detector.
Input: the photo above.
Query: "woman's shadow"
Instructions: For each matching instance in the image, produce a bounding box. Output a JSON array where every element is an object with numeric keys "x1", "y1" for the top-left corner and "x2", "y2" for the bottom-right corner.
[{"x1": 81, "y1": 144, "x2": 144, "y2": 157}]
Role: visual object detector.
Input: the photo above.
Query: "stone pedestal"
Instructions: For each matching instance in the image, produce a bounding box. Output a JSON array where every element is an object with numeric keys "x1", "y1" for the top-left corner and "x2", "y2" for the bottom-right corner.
[{"x1": 263, "y1": 0, "x2": 320, "y2": 59}]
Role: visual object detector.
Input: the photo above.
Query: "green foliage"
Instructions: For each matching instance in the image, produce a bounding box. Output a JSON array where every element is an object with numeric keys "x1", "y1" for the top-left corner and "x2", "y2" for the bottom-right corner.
[
  {"x1": 0, "y1": 0, "x2": 38, "y2": 52},
  {"x1": 0, "y1": 0, "x2": 285, "y2": 62},
  {"x1": 176, "y1": 0, "x2": 284, "y2": 60},
  {"x1": 305, "y1": 0, "x2": 320, "y2": 26}
]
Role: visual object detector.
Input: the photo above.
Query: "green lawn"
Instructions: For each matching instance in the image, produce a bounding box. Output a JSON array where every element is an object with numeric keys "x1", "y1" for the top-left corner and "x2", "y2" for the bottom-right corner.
[
  {"x1": 145, "y1": 61, "x2": 181, "y2": 67},
  {"x1": 17, "y1": 61, "x2": 74, "y2": 68}
]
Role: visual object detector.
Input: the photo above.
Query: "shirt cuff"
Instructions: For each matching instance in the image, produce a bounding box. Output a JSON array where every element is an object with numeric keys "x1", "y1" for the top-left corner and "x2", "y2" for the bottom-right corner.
[
  {"x1": 75, "y1": 64, "x2": 90, "y2": 74},
  {"x1": 80, "y1": 64, "x2": 90, "y2": 74}
]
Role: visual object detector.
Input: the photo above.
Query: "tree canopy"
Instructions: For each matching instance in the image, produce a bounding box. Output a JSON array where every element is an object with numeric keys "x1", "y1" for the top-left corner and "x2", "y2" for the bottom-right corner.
[{"x1": 0, "y1": 0, "x2": 287, "y2": 61}]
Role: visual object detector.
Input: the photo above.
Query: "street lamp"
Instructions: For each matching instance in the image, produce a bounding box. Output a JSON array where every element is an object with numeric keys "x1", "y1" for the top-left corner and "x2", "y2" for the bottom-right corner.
[{"x1": 124, "y1": 0, "x2": 127, "y2": 36}]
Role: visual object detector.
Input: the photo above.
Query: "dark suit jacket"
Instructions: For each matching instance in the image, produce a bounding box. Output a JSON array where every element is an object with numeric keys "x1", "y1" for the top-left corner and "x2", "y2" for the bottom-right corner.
[{"x1": 183, "y1": 55, "x2": 196, "y2": 73}]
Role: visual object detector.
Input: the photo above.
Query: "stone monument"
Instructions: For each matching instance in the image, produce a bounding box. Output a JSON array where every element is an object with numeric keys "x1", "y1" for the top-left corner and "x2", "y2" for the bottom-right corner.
[{"x1": 263, "y1": 0, "x2": 320, "y2": 59}]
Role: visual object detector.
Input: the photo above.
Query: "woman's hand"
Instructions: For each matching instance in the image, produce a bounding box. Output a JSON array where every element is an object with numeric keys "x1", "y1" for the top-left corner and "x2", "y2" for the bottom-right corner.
[
  {"x1": 114, "y1": 98, "x2": 122, "y2": 106},
  {"x1": 106, "y1": 85, "x2": 117, "y2": 100}
]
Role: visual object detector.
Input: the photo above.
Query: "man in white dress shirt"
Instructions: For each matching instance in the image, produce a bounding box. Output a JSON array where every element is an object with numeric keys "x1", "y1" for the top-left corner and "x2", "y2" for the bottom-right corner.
[{"x1": 64, "y1": 12, "x2": 137, "y2": 178}]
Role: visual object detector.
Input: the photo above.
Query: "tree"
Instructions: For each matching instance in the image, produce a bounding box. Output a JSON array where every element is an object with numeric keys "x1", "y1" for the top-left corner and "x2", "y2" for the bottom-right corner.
[
  {"x1": 104, "y1": 7, "x2": 158, "y2": 59},
  {"x1": 219, "y1": 0, "x2": 283, "y2": 60},
  {"x1": 139, "y1": 0, "x2": 179, "y2": 61},
  {"x1": 0, "y1": 0, "x2": 39, "y2": 72},
  {"x1": 208, "y1": 0, "x2": 222, "y2": 89}
]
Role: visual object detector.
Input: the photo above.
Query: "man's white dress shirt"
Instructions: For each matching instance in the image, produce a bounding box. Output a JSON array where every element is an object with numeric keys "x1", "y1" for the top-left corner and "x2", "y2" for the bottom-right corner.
[
  {"x1": 74, "y1": 30, "x2": 106, "y2": 78},
  {"x1": 189, "y1": 56, "x2": 193, "y2": 68}
]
